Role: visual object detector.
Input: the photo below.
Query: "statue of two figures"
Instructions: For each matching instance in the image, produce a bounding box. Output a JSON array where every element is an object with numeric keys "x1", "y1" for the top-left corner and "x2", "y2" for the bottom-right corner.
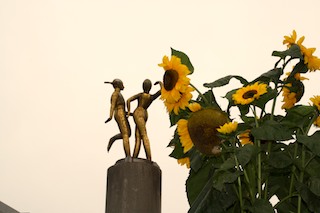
[{"x1": 104, "y1": 79, "x2": 161, "y2": 161}]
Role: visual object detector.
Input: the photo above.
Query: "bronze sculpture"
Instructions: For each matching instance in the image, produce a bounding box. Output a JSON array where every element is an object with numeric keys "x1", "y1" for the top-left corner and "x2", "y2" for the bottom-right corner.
[
  {"x1": 105, "y1": 79, "x2": 131, "y2": 157},
  {"x1": 126, "y1": 79, "x2": 161, "y2": 161}
]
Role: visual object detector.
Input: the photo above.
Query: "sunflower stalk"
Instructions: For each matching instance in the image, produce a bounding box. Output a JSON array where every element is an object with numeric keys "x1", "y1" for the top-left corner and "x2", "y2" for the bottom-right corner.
[
  {"x1": 252, "y1": 106, "x2": 262, "y2": 199},
  {"x1": 233, "y1": 142, "x2": 244, "y2": 213}
]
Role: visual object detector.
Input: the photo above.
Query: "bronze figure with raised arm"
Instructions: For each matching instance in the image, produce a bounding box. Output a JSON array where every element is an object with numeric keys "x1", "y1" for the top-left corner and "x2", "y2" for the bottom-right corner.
[
  {"x1": 105, "y1": 79, "x2": 131, "y2": 157},
  {"x1": 126, "y1": 79, "x2": 161, "y2": 161}
]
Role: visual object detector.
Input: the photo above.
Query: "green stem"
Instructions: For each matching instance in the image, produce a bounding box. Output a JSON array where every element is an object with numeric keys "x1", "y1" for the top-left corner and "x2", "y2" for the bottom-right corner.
[
  {"x1": 234, "y1": 151, "x2": 244, "y2": 213},
  {"x1": 263, "y1": 141, "x2": 272, "y2": 199},
  {"x1": 190, "y1": 83, "x2": 210, "y2": 105},
  {"x1": 270, "y1": 96, "x2": 277, "y2": 121},
  {"x1": 298, "y1": 144, "x2": 306, "y2": 213},
  {"x1": 289, "y1": 141, "x2": 298, "y2": 201},
  {"x1": 252, "y1": 106, "x2": 262, "y2": 199},
  {"x1": 243, "y1": 168, "x2": 255, "y2": 203}
]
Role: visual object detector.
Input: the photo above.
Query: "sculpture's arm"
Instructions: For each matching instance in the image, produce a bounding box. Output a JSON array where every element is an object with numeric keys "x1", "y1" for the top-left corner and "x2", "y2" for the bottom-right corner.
[
  {"x1": 126, "y1": 93, "x2": 140, "y2": 116},
  {"x1": 105, "y1": 91, "x2": 118, "y2": 123},
  {"x1": 152, "y1": 81, "x2": 162, "y2": 101}
]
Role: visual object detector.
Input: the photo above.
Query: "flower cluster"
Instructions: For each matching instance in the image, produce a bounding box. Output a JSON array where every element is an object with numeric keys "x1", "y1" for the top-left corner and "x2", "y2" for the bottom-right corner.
[{"x1": 157, "y1": 31, "x2": 320, "y2": 212}]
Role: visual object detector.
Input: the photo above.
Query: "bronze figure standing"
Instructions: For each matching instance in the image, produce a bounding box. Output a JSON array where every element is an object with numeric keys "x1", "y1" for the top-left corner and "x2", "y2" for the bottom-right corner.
[
  {"x1": 105, "y1": 79, "x2": 131, "y2": 157},
  {"x1": 126, "y1": 79, "x2": 160, "y2": 161}
]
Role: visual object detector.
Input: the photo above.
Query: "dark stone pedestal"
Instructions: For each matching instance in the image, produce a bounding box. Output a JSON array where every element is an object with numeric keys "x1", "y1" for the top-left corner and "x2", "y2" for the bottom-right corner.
[{"x1": 106, "y1": 158, "x2": 161, "y2": 213}]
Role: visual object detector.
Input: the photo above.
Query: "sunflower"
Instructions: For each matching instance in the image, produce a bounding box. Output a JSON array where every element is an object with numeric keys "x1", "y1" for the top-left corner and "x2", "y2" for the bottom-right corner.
[
  {"x1": 177, "y1": 157, "x2": 190, "y2": 168},
  {"x1": 283, "y1": 30, "x2": 320, "y2": 71},
  {"x1": 310, "y1": 95, "x2": 320, "y2": 111},
  {"x1": 217, "y1": 121, "x2": 238, "y2": 134},
  {"x1": 281, "y1": 83, "x2": 297, "y2": 109},
  {"x1": 158, "y1": 55, "x2": 194, "y2": 114},
  {"x1": 303, "y1": 47, "x2": 320, "y2": 72},
  {"x1": 177, "y1": 108, "x2": 229, "y2": 155},
  {"x1": 238, "y1": 130, "x2": 254, "y2": 145},
  {"x1": 283, "y1": 30, "x2": 305, "y2": 50},
  {"x1": 282, "y1": 71, "x2": 306, "y2": 110},
  {"x1": 232, "y1": 82, "x2": 268, "y2": 105},
  {"x1": 283, "y1": 30, "x2": 297, "y2": 47},
  {"x1": 163, "y1": 86, "x2": 194, "y2": 114},
  {"x1": 158, "y1": 55, "x2": 191, "y2": 102}
]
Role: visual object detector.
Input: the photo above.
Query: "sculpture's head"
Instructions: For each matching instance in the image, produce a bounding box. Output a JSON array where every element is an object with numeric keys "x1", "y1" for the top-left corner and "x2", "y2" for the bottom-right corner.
[
  {"x1": 143, "y1": 79, "x2": 152, "y2": 93},
  {"x1": 105, "y1": 79, "x2": 124, "y2": 90}
]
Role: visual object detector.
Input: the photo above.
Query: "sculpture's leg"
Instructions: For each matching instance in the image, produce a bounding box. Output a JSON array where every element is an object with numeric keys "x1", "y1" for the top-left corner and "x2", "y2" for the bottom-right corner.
[
  {"x1": 122, "y1": 133, "x2": 131, "y2": 157},
  {"x1": 107, "y1": 134, "x2": 122, "y2": 151},
  {"x1": 114, "y1": 109, "x2": 131, "y2": 157},
  {"x1": 142, "y1": 133, "x2": 151, "y2": 161},
  {"x1": 135, "y1": 119, "x2": 151, "y2": 161},
  {"x1": 133, "y1": 127, "x2": 141, "y2": 158}
]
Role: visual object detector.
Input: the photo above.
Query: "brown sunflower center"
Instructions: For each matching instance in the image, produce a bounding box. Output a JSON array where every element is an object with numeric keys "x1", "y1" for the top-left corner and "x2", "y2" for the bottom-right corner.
[
  {"x1": 163, "y1": 70, "x2": 179, "y2": 91},
  {"x1": 187, "y1": 108, "x2": 228, "y2": 155},
  {"x1": 242, "y1": 90, "x2": 257, "y2": 99}
]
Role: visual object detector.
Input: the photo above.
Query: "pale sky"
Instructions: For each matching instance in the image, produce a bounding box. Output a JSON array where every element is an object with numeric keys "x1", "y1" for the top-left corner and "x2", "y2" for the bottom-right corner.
[{"x1": 1, "y1": 1, "x2": 320, "y2": 213}]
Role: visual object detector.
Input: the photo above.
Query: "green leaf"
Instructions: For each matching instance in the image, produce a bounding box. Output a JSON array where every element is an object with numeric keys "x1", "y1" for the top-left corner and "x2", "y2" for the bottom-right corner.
[
  {"x1": 253, "y1": 87, "x2": 278, "y2": 110},
  {"x1": 253, "y1": 68, "x2": 283, "y2": 84},
  {"x1": 203, "y1": 75, "x2": 248, "y2": 89},
  {"x1": 219, "y1": 156, "x2": 236, "y2": 171},
  {"x1": 305, "y1": 157, "x2": 320, "y2": 178},
  {"x1": 236, "y1": 144, "x2": 258, "y2": 167},
  {"x1": 186, "y1": 159, "x2": 214, "y2": 205},
  {"x1": 189, "y1": 149, "x2": 204, "y2": 172},
  {"x1": 169, "y1": 132, "x2": 184, "y2": 159},
  {"x1": 297, "y1": 131, "x2": 320, "y2": 157},
  {"x1": 188, "y1": 184, "x2": 237, "y2": 213},
  {"x1": 197, "y1": 90, "x2": 221, "y2": 110},
  {"x1": 268, "y1": 151, "x2": 292, "y2": 169},
  {"x1": 296, "y1": 182, "x2": 320, "y2": 213},
  {"x1": 251, "y1": 120, "x2": 293, "y2": 141},
  {"x1": 281, "y1": 105, "x2": 317, "y2": 131},
  {"x1": 250, "y1": 199, "x2": 275, "y2": 213},
  {"x1": 171, "y1": 48, "x2": 194, "y2": 74},
  {"x1": 272, "y1": 44, "x2": 302, "y2": 60},
  {"x1": 308, "y1": 177, "x2": 320, "y2": 197},
  {"x1": 213, "y1": 170, "x2": 241, "y2": 191},
  {"x1": 169, "y1": 107, "x2": 189, "y2": 126},
  {"x1": 290, "y1": 60, "x2": 309, "y2": 75}
]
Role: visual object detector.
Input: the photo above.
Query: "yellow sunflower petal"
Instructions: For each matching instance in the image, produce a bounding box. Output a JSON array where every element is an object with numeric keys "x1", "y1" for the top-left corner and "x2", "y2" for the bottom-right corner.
[
  {"x1": 177, "y1": 157, "x2": 190, "y2": 168},
  {"x1": 217, "y1": 121, "x2": 238, "y2": 134},
  {"x1": 188, "y1": 102, "x2": 202, "y2": 112},
  {"x1": 310, "y1": 95, "x2": 320, "y2": 111},
  {"x1": 177, "y1": 119, "x2": 194, "y2": 153}
]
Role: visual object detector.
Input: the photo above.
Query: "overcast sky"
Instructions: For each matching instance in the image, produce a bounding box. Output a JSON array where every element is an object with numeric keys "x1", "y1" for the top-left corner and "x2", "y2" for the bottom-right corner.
[{"x1": 1, "y1": 1, "x2": 320, "y2": 213}]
